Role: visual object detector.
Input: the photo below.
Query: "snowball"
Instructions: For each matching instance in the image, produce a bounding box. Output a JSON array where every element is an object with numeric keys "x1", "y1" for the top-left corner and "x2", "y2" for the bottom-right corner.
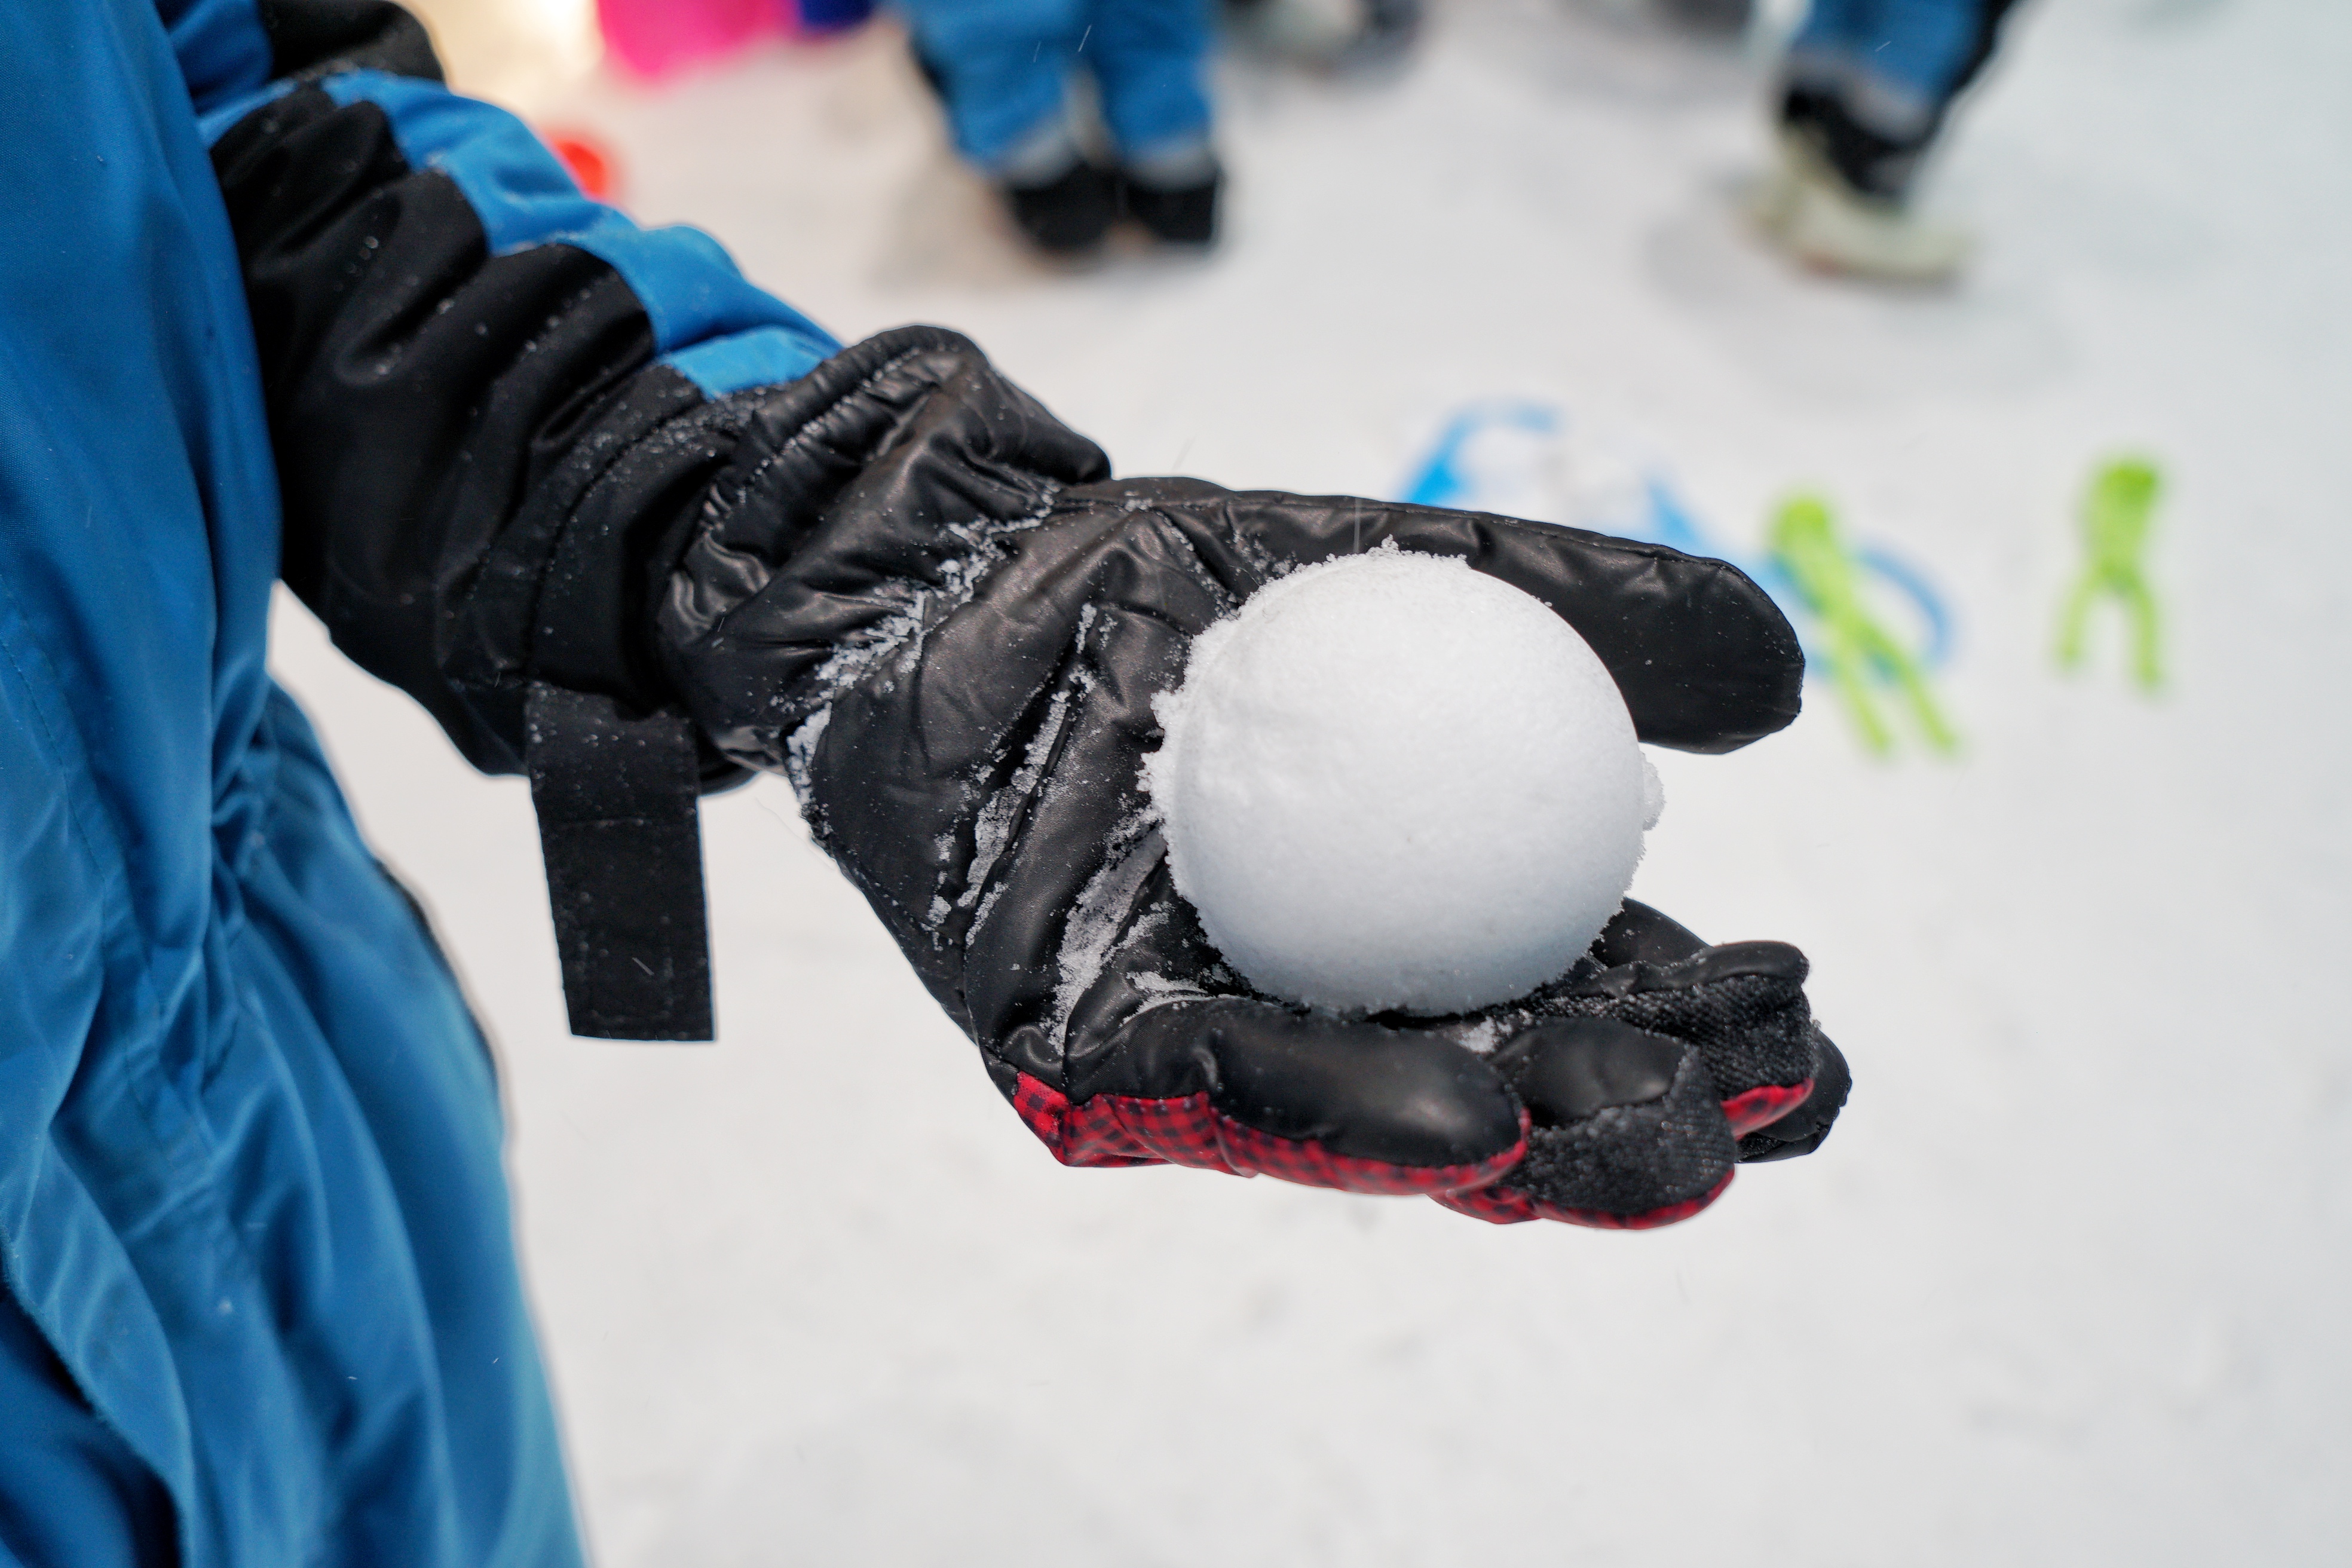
[{"x1": 1146, "y1": 549, "x2": 1656, "y2": 1016}]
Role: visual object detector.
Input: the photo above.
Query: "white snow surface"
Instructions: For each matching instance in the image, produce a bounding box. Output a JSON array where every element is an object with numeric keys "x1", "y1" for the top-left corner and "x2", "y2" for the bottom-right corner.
[
  {"x1": 1149, "y1": 550, "x2": 1648, "y2": 1013},
  {"x1": 289, "y1": 0, "x2": 2352, "y2": 1562}
]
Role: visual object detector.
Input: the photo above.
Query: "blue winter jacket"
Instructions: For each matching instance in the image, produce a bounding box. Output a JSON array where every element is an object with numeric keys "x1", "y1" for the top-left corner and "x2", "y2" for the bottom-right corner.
[{"x1": 0, "y1": 3, "x2": 835, "y2": 1564}]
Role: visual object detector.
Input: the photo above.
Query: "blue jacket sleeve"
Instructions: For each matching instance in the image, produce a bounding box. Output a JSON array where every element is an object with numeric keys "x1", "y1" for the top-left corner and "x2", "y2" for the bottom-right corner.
[{"x1": 177, "y1": 0, "x2": 841, "y2": 777}]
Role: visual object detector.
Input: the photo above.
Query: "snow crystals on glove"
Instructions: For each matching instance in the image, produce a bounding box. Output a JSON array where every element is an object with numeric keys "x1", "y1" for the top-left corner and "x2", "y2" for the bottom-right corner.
[{"x1": 1146, "y1": 548, "x2": 1658, "y2": 1016}]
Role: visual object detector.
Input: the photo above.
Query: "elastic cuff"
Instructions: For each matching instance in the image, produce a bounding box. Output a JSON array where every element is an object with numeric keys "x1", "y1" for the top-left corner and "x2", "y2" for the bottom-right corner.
[
  {"x1": 1122, "y1": 132, "x2": 1217, "y2": 189},
  {"x1": 993, "y1": 105, "x2": 1082, "y2": 183},
  {"x1": 1778, "y1": 57, "x2": 1936, "y2": 141}
]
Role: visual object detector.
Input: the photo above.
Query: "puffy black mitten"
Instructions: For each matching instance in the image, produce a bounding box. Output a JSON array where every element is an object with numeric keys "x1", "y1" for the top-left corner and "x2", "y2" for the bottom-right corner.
[{"x1": 659, "y1": 326, "x2": 1848, "y2": 1226}]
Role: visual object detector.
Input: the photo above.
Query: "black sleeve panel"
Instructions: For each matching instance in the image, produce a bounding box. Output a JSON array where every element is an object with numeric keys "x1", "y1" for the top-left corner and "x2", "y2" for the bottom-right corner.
[
  {"x1": 256, "y1": 0, "x2": 442, "y2": 81},
  {"x1": 214, "y1": 85, "x2": 757, "y2": 779}
]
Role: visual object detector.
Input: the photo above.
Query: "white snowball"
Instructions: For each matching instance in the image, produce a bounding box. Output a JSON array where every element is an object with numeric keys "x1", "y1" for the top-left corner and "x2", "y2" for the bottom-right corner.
[
  {"x1": 1640, "y1": 751, "x2": 1666, "y2": 831},
  {"x1": 1146, "y1": 549, "x2": 1656, "y2": 1016}
]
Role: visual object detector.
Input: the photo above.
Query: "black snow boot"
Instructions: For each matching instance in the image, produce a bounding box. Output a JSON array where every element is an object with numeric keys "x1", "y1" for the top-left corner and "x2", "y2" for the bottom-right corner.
[
  {"x1": 1121, "y1": 161, "x2": 1222, "y2": 247},
  {"x1": 1003, "y1": 160, "x2": 1120, "y2": 254}
]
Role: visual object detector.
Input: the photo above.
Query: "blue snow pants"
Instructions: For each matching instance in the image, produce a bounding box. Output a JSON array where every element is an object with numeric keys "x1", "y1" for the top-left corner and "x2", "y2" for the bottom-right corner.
[
  {"x1": 1787, "y1": 0, "x2": 2013, "y2": 134},
  {"x1": 896, "y1": 0, "x2": 1213, "y2": 169}
]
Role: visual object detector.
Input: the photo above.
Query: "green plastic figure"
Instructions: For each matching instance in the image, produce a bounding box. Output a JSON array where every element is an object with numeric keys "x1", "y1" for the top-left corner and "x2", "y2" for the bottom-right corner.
[
  {"x1": 1768, "y1": 494, "x2": 1960, "y2": 757},
  {"x1": 2056, "y1": 457, "x2": 2164, "y2": 692}
]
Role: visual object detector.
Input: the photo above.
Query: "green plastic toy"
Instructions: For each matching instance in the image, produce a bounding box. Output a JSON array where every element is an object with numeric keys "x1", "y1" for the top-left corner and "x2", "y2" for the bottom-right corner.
[
  {"x1": 2056, "y1": 457, "x2": 2164, "y2": 692},
  {"x1": 1768, "y1": 494, "x2": 1960, "y2": 758}
]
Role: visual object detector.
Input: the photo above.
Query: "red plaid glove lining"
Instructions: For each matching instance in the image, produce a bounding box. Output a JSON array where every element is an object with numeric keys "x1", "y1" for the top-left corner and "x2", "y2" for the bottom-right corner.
[
  {"x1": 1721, "y1": 1078, "x2": 1815, "y2": 1138},
  {"x1": 1010, "y1": 1072, "x2": 1528, "y2": 1196},
  {"x1": 1431, "y1": 1172, "x2": 1736, "y2": 1229}
]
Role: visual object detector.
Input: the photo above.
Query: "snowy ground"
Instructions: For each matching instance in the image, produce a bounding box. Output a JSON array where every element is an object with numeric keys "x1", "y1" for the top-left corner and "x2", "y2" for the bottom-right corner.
[{"x1": 271, "y1": 0, "x2": 2352, "y2": 1561}]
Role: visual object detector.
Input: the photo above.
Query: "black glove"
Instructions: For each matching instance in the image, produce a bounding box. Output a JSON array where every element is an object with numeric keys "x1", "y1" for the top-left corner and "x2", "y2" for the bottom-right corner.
[{"x1": 658, "y1": 326, "x2": 1848, "y2": 1227}]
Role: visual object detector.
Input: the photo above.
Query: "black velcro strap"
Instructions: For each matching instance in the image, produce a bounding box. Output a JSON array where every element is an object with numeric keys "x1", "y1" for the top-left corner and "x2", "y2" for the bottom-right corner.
[{"x1": 525, "y1": 684, "x2": 713, "y2": 1041}]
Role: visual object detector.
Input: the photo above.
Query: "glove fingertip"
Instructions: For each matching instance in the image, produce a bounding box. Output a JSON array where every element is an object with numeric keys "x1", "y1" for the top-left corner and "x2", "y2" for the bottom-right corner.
[
  {"x1": 1192, "y1": 1004, "x2": 1525, "y2": 1169},
  {"x1": 1431, "y1": 1170, "x2": 1734, "y2": 1230},
  {"x1": 1478, "y1": 1043, "x2": 1737, "y2": 1224},
  {"x1": 1736, "y1": 1033, "x2": 1851, "y2": 1162}
]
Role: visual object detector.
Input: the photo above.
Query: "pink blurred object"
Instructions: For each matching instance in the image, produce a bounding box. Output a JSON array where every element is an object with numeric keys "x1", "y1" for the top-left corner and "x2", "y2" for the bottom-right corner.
[
  {"x1": 596, "y1": 0, "x2": 771, "y2": 78},
  {"x1": 596, "y1": 0, "x2": 870, "y2": 78}
]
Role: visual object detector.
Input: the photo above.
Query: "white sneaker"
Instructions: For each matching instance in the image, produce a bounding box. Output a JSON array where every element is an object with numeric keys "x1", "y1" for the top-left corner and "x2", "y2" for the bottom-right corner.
[
  {"x1": 1753, "y1": 133, "x2": 1971, "y2": 285},
  {"x1": 1740, "y1": 133, "x2": 1806, "y2": 235}
]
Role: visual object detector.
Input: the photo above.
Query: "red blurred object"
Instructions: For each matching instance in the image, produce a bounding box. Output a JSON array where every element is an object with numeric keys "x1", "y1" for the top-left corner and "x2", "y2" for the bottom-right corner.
[{"x1": 545, "y1": 131, "x2": 620, "y2": 201}]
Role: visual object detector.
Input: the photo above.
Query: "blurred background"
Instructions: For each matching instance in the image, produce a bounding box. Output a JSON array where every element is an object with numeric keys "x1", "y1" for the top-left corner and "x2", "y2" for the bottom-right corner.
[{"x1": 269, "y1": 0, "x2": 2351, "y2": 1561}]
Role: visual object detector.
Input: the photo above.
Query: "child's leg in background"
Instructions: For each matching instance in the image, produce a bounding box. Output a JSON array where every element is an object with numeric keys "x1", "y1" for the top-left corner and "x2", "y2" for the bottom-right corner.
[
  {"x1": 1086, "y1": 0, "x2": 1213, "y2": 169},
  {"x1": 1088, "y1": 0, "x2": 1221, "y2": 241},
  {"x1": 896, "y1": 0, "x2": 1088, "y2": 172},
  {"x1": 1754, "y1": 0, "x2": 2022, "y2": 279},
  {"x1": 1780, "y1": 0, "x2": 2021, "y2": 200}
]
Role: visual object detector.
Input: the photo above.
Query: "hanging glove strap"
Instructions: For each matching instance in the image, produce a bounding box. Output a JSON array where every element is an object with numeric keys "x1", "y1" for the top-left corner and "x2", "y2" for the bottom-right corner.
[{"x1": 525, "y1": 683, "x2": 714, "y2": 1042}]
